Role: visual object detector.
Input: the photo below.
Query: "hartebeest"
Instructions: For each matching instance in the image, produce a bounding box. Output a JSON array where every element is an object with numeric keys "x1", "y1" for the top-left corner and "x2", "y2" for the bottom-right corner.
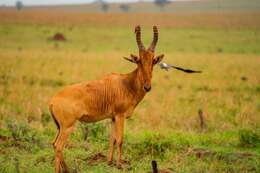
[{"x1": 49, "y1": 26, "x2": 164, "y2": 173}]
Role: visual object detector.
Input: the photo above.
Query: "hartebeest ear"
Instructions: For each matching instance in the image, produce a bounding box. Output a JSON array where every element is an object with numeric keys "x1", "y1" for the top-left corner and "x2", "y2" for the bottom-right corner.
[
  {"x1": 153, "y1": 54, "x2": 164, "y2": 65},
  {"x1": 123, "y1": 54, "x2": 140, "y2": 64}
]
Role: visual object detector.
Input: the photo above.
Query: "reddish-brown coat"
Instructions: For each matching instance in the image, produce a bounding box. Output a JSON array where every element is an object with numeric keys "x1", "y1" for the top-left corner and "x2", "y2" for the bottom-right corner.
[{"x1": 49, "y1": 26, "x2": 164, "y2": 173}]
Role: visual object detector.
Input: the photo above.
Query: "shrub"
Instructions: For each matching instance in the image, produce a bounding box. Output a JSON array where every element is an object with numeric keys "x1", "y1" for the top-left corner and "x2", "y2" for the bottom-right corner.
[
  {"x1": 238, "y1": 129, "x2": 260, "y2": 147},
  {"x1": 6, "y1": 121, "x2": 43, "y2": 150},
  {"x1": 80, "y1": 122, "x2": 108, "y2": 142},
  {"x1": 130, "y1": 132, "x2": 173, "y2": 157},
  {"x1": 40, "y1": 111, "x2": 51, "y2": 127}
]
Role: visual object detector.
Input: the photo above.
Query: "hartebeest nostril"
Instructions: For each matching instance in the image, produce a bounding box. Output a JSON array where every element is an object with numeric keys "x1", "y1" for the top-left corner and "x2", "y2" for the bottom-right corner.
[{"x1": 144, "y1": 84, "x2": 151, "y2": 92}]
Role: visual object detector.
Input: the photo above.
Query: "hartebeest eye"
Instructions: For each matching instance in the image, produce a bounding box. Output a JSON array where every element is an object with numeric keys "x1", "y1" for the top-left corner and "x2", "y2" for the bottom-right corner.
[
  {"x1": 123, "y1": 54, "x2": 140, "y2": 64},
  {"x1": 153, "y1": 54, "x2": 164, "y2": 65}
]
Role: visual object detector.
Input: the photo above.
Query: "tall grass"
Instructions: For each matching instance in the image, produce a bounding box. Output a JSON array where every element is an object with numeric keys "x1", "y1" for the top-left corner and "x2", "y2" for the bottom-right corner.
[{"x1": 0, "y1": 12, "x2": 260, "y2": 172}]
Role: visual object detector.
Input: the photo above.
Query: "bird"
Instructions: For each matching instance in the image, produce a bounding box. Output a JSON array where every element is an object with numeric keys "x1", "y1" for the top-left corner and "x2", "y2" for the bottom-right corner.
[
  {"x1": 159, "y1": 62, "x2": 202, "y2": 73},
  {"x1": 151, "y1": 160, "x2": 173, "y2": 173},
  {"x1": 152, "y1": 160, "x2": 158, "y2": 173}
]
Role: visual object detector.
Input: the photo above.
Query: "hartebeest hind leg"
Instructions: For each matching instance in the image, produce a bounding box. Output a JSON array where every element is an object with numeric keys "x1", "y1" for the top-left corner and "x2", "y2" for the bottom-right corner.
[
  {"x1": 54, "y1": 126, "x2": 74, "y2": 173},
  {"x1": 52, "y1": 129, "x2": 60, "y2": 146}
]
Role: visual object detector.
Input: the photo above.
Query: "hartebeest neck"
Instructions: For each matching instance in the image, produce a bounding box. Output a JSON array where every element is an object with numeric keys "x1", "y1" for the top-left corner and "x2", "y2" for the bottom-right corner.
[{"x1": 123, "y1": 67, "x2": 146, "y2": 103}]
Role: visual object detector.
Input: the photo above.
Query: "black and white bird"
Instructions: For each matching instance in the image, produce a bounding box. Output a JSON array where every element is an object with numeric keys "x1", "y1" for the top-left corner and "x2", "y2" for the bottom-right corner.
[{"x1": 159, "y1": 62, "x2": 202, "y2": 73}]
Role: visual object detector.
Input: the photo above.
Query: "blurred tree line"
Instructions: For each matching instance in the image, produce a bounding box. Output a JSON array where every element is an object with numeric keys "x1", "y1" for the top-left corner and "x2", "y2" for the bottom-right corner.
[
  {"x1": 15, "y1": 0, "x2": 171, "y2": 12},
  {"x1": 97, "y1": 0, "x2": 170, "y2": 13}
]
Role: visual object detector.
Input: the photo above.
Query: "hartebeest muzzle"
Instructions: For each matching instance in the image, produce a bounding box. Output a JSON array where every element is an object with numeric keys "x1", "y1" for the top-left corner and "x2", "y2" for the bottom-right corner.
[{"x1": 144, "y1": 83, "x2": 151, "y2": 92}]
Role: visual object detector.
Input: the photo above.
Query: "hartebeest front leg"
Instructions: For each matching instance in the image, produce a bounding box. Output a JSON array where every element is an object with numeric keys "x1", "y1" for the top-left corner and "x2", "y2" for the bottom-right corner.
[
  {"x1": 107, "y1": 118, "x2": 116, "y2": 165},
  {"x1": 115, "y1": 115, "x2": 125, "y2": 168}
]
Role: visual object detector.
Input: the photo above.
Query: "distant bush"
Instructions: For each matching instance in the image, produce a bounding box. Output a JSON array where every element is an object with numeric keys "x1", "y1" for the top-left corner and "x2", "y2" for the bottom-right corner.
[
  {"x1": 40, "y1": 111, "x2": 51, "y2": 127},
  {"x1": 154, "y1": 0, "x2": 170, "y2": 11},
  {"x1": 80, "y1": 122, "x2": 108, "y2": 142},
  {"x1": 5, "y1": 121, "x2": 43, "y2": 150},
  {"x1": 39, "y1": 78, "x2": 65, "y2": 87},
  {"x1": 119, "y1": 4, "x2": 130, "y2": 12},
  {"x1": 130, "y1": 132, "x2": 173, "y2": 157},
  {"x1": 239, "y1": 129, "x2": 260, "y2": 147},
  {"x1": 97, "y1": 0, "x2": 109, "y2": 13},
  {"x1": 16, "y1": 1, "x2": 23, "y2": 11}
]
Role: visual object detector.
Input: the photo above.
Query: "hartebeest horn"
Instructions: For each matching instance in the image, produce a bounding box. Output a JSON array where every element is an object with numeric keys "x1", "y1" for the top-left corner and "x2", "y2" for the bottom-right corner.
[
  {"x1": 135, "y1": 25, "x2": 145, "y2": 51},
  {"x1": 148, "y1": 26, "x2": 158, "y2": 52}
]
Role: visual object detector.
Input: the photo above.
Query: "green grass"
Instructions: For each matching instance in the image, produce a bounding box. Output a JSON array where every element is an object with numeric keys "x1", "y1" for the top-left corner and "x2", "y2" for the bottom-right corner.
[
  {"x1": 0, "y1": 22, "x2": 260, "y2": 173},
  {"x1": 0, "y1": 24, "x2": 260, "y2": 54}
]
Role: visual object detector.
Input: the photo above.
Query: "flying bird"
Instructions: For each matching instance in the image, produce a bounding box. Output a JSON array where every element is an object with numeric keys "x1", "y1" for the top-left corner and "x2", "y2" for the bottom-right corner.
[{"x1": 159, "y1": 62, "x2": 202, "y2": 73}]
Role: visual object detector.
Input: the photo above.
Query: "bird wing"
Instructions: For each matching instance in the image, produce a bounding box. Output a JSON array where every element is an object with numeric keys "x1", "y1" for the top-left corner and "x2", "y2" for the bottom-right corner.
[{"x1": 170, "y1": 65, "x2": 202, "y2": 73}]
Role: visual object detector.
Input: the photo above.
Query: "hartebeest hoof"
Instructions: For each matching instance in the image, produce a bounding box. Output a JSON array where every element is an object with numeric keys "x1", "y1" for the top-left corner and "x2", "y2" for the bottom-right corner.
[
  {"x1": 62, "y1": 169, "x2": 70, "y2": 173},
  {"x1": 116, "y1": 163, "x2": 123, "y2": 169},
  {"x1": 116, "y1": 159, "x2": 131, "y2": 169},
  {"x1": 61, "y1": 165, "x2": 70, "y2": 173},
  {"x1": 107, "y1": 160, "x2": 113, "y2": 166}
]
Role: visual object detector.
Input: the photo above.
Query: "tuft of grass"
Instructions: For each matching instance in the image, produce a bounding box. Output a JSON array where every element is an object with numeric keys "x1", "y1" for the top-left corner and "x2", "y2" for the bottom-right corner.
[
  {"x1": 238, "y1": 128, "x2": 260, "y2": 147},
  {"x1": 40, "y1": 111, "x2": 51, "y2": 127},
  {"x1": 129, "y1": 131, "x2": 174, "y2": 158}
]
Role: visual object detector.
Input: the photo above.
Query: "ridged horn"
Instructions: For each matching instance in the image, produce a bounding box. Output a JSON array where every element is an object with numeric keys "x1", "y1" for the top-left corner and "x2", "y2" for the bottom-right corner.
[
  {"x1": 148, "y1": 26, "x2": 158, "y2": 52},
  {"x1": 135, "y1": 25, "x2": 145, "y2": 51}
]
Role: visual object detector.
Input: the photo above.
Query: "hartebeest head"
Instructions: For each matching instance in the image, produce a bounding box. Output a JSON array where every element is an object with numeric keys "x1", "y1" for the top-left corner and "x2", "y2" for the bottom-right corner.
[{"x1": 124, "y1": 26, "x2": 164, "y2": 92}]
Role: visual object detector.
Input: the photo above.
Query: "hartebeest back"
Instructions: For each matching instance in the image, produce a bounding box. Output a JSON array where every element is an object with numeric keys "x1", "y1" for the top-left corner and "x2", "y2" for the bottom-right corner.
[{"x1": 49, "y1": 25, "x2": 164, "y2": 173}]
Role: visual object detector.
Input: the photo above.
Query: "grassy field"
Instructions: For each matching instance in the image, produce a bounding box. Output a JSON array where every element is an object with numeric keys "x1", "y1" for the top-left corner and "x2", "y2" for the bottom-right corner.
[{"x1": 0, "y1": 10, "x2": 260, "y2": 173}]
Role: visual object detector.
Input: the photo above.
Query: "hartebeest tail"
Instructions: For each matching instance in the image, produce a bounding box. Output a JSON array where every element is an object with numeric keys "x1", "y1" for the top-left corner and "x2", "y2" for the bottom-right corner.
[{"x1": 49, "y1": 26, "x2": 164, "y2": 173}]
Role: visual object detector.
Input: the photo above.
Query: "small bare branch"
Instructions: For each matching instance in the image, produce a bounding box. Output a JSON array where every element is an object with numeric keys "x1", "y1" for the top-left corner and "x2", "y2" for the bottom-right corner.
[{"x1": 198, "y1": 109, "x2": 206, "y2": 131}]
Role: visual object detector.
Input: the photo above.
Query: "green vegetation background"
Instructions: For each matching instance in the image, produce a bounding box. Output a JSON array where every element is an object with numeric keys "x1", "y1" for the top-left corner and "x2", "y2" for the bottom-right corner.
[{"x1": 0, "y1": 13, "x2": 260, "y2": 173}]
